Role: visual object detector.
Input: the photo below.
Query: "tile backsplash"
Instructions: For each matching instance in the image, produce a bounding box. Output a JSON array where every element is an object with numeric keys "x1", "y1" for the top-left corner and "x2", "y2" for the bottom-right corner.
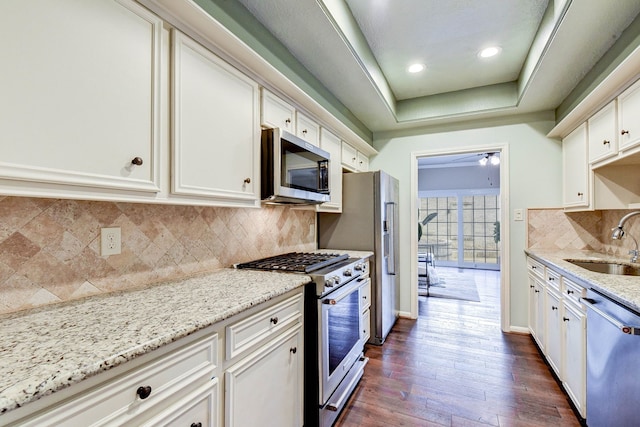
[
  {"x1": 0, "y1": 196, "x2": 316, "y2": 314},
  {"x1": 527, "y1": 208, "x2": 640, "y2": 255}
]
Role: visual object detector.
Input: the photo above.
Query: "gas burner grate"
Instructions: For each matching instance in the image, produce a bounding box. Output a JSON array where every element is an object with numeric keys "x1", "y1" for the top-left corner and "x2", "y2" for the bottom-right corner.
[{"x1": 235, "y1": 252, "x2": 348, "y2": 273}]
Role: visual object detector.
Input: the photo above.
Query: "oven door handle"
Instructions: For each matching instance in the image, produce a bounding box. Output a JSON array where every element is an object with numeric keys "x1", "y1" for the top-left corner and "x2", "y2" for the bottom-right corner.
[{"x1": 321, "y1": 279, "x2": 359, "y2": 305}]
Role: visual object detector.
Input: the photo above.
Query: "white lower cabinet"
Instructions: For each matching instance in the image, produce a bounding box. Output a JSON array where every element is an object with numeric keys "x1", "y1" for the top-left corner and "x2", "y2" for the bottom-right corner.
[
  {"x1": 359, "y1": 277, "x2": 372, "y2": 343},
  {"x1": 140, "y1": 381, "x2": 219, "y2": 427},
  {"x1": 527, "y1": 257, "x2": 587, "y2": 418},
  {"x1": 8, "y1": 289, "x2": 304, "y2": 427},
  {"x1": 545, "y1": 287, "x2": 563, "y2": 376},
  {"x1": 562, "y1": 279, "x2": 587, "y2": 418},
  {"x1": 224, "y1": 326, "x2": 302, "y2": 427},
  {"x1": 14, "y1": 332, "x2": 220, "y2": 427},
  {"x1": 528, "y1": 272, "x2": 545, "y2": 352}
]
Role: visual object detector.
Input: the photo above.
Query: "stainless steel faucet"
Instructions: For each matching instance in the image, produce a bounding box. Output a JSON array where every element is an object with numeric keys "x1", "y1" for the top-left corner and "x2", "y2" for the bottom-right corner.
[{"x1": 611, "y1": 211, "x2": 640, "y2": 262}]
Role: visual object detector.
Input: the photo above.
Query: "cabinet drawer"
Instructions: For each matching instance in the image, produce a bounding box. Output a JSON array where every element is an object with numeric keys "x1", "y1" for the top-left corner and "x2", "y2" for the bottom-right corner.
[
  {"x1": 19, "y1": 333, "x2": 218, "y2": 427},
  {"x1": 140, "y1": 380, "x2": 219, "y2": 427},
  {"x1": 545, "y1": 268, "x2": 561, "y2": 292},
  {"x1": 226, "y1": 293, "x2": 303, "y2": 360},
  {"x1": 527, "y1": 257, "x2": 544, "y2": 279},
  {"x1": 361, "y1": 309, "x2": 371, "y2": 343},
  {"x1": 359, "y1": 278, "x2": 371, "y2": 312},
  {"x1": 563, "y1": 277, "x2": 586, "y2": 308}
]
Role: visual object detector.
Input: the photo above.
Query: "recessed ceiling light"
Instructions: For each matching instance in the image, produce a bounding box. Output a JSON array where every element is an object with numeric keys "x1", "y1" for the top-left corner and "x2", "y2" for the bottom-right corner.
[
  {"x1": 407, "y1": 63, "x2": 425, "y2": 73},
  {"x1": 478, "y1": 46, "x2": 502, "y2": 58}
]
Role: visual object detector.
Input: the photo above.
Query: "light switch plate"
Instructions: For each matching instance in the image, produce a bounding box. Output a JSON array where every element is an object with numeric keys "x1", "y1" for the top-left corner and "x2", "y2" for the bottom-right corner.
[
  {"x1": 101, "y1": 227, "x2": 121, "y2": 256},
  {"x1": 514, "y1": 209, "x2": 524, "y2": 221}
]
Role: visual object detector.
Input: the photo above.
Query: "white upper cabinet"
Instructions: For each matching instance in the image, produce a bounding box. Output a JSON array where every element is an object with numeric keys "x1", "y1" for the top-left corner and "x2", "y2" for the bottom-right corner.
[
  {"x1": 562, "y1": 124, "x2": 592, "y2": 210},
  {"x1": 357, "y1": 151, "x2": 370, "y2": 172},
  {"x1": 341, "y1": 141, "x2": 369, "y2": 172},
  {"x1": 261, "y1": 89, "x2": 296, "y2": 132},
  {"x1": 171, "y1": 30, "x2": 260, "y2": 206},
  {"x1": 618, "y1": 78, "x2": 640, "y2": 151},
  {"x1": 317, "y1": 129, "x2": 342, "y2": 213},
  {"x1": 588, "y1": 101, "x2": 617, "y2": 164},
  {"x1": 341, "y1": 141, "x2": 358, "y2": 171},
  {"x1": 295, "y1": 112, "x2": 320, "y2": 146},
  {"x1": 0, "y1": 0, "x2": 162, "y2": 193}
]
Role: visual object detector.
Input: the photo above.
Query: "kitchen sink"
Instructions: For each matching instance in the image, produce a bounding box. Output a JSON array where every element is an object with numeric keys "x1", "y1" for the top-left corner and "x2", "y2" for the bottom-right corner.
[{"x1": 565, "y1": 259, "x2": 640, "y2": 276}]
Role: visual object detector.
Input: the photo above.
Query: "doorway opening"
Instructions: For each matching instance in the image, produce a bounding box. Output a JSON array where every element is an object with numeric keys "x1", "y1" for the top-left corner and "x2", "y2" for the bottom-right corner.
[{"x1": 411, "y1": 148, "x2": 508, "y2": 330}]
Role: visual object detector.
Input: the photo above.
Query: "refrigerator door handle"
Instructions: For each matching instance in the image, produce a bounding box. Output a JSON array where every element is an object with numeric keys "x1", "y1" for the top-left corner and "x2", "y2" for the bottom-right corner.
[{"x1": 385, "y1": 202, "x2": 396, "y2": 275}]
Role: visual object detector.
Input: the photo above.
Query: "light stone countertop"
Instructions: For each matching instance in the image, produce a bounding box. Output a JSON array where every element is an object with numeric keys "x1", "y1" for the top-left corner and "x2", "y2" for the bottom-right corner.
[
  {"x1": 525, "y1": 248, "x2": 640, "y2": 312},
  {"x1": 0, "y1": 268, "x2": 311, "y2": 416}
]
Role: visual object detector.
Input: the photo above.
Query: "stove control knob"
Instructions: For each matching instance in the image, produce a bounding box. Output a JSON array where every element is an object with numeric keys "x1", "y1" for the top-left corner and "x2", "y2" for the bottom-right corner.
[
  {"x1": 354, "y1": 263, "x2": 365, "y2": 271},
  {"x1": 332, "y1": 275, "x2": 341, "y2": 284},
  {"x1": 325, "y1": 278, "x2": 335, "y2": 287},
  {"x1": 343, "y1": 269, "x2": 353, "y2": 277}
]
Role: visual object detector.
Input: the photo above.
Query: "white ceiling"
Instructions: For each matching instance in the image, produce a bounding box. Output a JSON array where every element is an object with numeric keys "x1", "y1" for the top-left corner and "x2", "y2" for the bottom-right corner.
[{"x1": 234, "y1": 0, "x2": 640, "y2": 135}]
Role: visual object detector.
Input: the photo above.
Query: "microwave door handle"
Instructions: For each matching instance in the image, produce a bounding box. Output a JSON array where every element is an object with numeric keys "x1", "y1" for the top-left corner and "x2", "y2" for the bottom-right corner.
[{"x1": 385, "y1": 202, "x2": 396, "y2": 275}]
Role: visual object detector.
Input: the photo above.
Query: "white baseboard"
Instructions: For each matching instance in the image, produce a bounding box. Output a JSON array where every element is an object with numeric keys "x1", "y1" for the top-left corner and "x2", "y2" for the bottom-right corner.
[
  {"x1": 507, "y1": 325, "x2": 531, "y2": 335},
  {"x1": 397, "y1": 310, "x2": 415, "y2": 320}
]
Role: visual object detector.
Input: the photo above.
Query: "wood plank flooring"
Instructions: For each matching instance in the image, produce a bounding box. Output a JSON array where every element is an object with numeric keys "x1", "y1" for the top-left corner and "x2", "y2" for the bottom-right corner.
[{"x1": 335, "y1": 268, "x2": 581, "y2": 427}]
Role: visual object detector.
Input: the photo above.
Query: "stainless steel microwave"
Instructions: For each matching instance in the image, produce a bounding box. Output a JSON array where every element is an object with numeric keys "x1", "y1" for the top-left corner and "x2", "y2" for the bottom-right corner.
[{"x1": 261, "y1": 128, "x2": 330, "y2": 204}]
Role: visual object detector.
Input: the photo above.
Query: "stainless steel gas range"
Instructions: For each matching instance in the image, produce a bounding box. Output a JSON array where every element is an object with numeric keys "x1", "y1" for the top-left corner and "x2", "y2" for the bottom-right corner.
[{"x1": 236, "y1": 252, "x2": 370, "y2": 427}]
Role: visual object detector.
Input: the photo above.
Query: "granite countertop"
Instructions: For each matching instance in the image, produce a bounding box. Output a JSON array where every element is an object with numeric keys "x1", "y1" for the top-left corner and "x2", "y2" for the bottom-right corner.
[
  {"x1": 525, "y1": 248, "x2": 640, "y2": 313},
  {"x1": 0, "y1": 268, "x2": 311, "y2": 416}
]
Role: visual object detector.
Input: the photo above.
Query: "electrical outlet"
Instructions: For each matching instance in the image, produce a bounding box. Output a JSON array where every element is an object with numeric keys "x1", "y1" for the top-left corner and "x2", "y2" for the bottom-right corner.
[
  {"x1": 514, "y1": 209, "x2": 524, "y2": 221},
  {"x1": 101, "y1": 227, "x2": 121, "y2": 256}
]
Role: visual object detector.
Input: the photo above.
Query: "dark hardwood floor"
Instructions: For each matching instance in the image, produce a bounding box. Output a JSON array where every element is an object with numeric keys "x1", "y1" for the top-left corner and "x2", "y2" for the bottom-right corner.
[{"x1": 335, "y1": 268, "x2": 581, "y2": 427}]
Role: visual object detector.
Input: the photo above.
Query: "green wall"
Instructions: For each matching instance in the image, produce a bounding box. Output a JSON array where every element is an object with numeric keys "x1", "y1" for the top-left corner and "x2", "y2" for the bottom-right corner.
[
  {"x1": 370, "y1": 115, "x2": 562, "y2": 329},
  {"x1": 192, "y1": 0, "x2": 373, "y2": 144}
]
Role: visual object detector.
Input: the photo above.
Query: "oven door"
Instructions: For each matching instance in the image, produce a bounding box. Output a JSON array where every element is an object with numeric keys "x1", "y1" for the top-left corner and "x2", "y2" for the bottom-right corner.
[{"x1": 319, "y1": 279, "x2": 363, "y2": 404}]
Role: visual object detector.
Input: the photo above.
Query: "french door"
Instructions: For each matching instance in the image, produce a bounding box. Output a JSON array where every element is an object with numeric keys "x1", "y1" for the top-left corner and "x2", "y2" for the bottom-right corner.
[{"x1": 418, "y1": 189, "x2": 500, "y2": 270}]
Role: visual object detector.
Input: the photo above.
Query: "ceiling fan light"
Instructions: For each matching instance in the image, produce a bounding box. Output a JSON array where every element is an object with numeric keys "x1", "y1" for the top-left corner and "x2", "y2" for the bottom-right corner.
[
  {"x1": 478, "y1": 156, "x2": 489, "y2": 166},
  {"x1": 490, "y1": 155, "x2": 500, "y2": 165},
  {"x1": 478, "y1": 46, "x2": 502, "y2": 58},
  {"x1": 408, "y1": 63, "x2": 425, "y2": 73}
]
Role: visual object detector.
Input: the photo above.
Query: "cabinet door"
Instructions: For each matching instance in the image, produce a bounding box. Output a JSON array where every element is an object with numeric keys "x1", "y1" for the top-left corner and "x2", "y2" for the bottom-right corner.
[
  {"x1": 225, "y1": 326, "x2": 302, "y2": 427},
  {"x1": 0, "y1": 0, "x2": 162, "y2": 193},
  {"x1": 261, "y1": 89, "x2": 296, "y2": 132},
  {"x1": 532, "y1": 278, "x2": 546, "y2": 352},
  {"x1": 341, "y1": 142, "x2": 358, "y2": 171},
  {"x1": 618, "y1": 78, "x2": 640, "y2": 151},
  {"x1": 562, "y1": 302, "x2": 586, "y2": 418},
  {"x1": 588, "y1": 101, "x2": 617, "y2": 163},
  {"x1": 172, "y1": 31, "x2": 259, "y2": 205},
  {"x1": 545, "y1": 288, "x2": 562, "y2": 376},
  {"x1": 357, "y1": 152, "x2": 370, "y2": 172},
  {"x1": 317, "y1": 129, "x2": 342, "y2": 213},
  {"x1": 296, "y1": 112, "x2": 320, "y2": 146},
  {"x1": 562, "y1": 123, "x2": 591, "y2": 209},
  {"x1": 528, "y1": 274, "x2": 537, "y2": 336}
]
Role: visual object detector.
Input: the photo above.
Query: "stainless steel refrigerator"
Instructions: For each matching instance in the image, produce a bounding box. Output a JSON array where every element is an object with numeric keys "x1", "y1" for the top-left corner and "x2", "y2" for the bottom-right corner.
[{"x1": 318, "y1": 170, "x2": 399, "y2": 345}]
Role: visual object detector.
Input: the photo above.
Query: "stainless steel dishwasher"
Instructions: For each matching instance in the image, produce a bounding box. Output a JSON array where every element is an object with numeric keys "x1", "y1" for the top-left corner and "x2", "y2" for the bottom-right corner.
[{"x1": 582, "y1": 288, "x2": 640, "y2": 426}]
